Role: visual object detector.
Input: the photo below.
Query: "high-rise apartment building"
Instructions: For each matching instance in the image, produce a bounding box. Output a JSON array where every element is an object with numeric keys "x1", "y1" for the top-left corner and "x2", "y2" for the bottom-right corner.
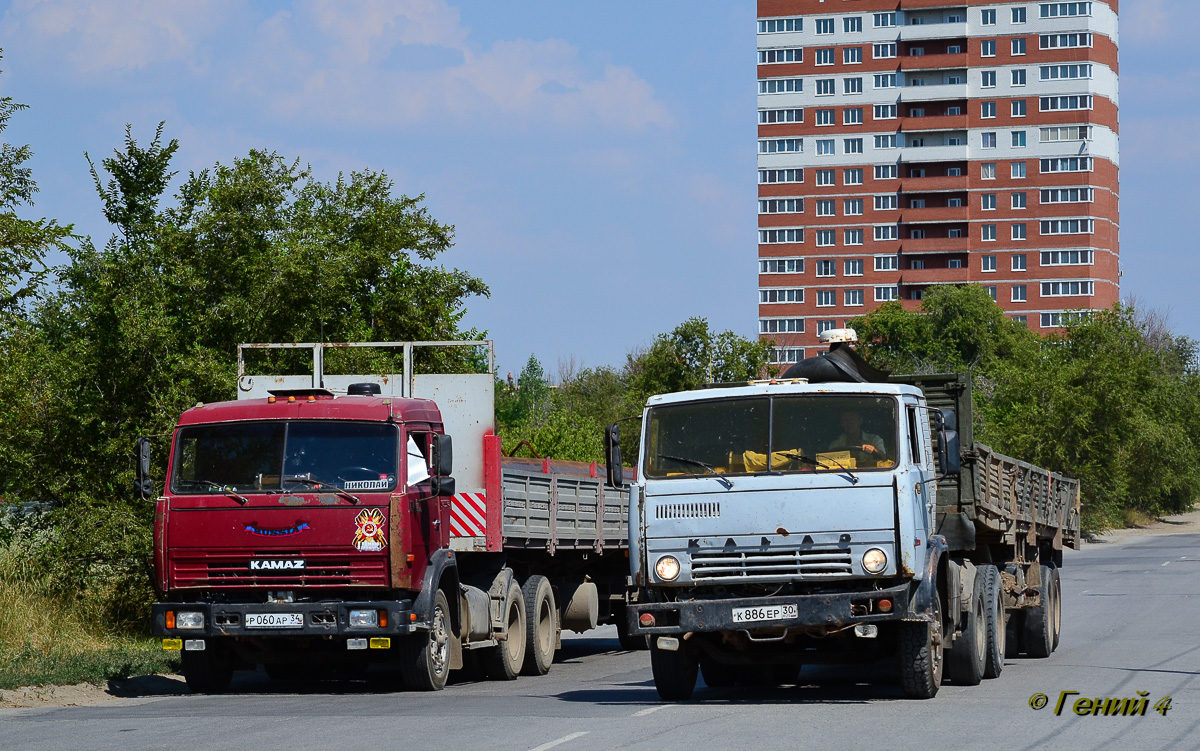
[{"x1": 756, "y1": 1, "x2": 1119, "y2": 363}]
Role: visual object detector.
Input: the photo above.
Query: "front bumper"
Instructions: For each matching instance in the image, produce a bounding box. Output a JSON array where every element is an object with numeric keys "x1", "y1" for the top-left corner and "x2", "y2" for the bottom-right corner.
[
  {"x1": 628, "y1": 582, "x2": 913, "y2": 636},
  {"x1": 151, "y1": 600, "x2": 417, "y2": 638}
]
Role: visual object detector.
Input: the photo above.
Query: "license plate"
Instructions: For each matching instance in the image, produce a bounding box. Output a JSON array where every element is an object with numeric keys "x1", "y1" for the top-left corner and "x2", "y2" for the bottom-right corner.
[
  {"x1": 731, "y1": 604, "x2": 798, "y2": 624},
  {"x1": 245, "y1": 613, "x2": 305, "y2": 629}
]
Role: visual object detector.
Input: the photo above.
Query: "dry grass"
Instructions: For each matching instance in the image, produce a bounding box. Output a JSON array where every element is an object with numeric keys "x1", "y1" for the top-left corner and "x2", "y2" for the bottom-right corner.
[{"x1": 1121, "y1": 508, "x2": 1158, "y2": 529}]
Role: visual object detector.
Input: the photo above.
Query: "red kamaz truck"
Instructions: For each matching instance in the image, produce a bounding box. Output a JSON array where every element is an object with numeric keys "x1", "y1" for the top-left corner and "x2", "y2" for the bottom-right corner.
[{"x1": 144, "y1": 341, "x2": 632, "y2": 693}]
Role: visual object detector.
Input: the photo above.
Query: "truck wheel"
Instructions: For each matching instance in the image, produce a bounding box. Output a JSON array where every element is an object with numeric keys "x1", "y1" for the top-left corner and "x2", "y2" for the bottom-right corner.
[
  {"x1": 400, "y1": 589, "x2": 452, "y2": 691},
  {"x1": 700, "y1": 655, "x2": 736, "y2": 688},
  {"x1": 1024, "y1": 564, "x2": 1055, "y2": 658},
  {"x1": 650, "y1": 640, "x2": 697, "y2": 701},
  {"x1": 484, "y1": 579, "x2": 527, "y2": 680},
  {"x1": 981, "y1": 564, "x2": 1005, "y2": 679},
  {"x1": 898, "y1": 590, "x2": 944, "y2": 699},
  {"x1": 946, "y1": 567, "x2": 986, "y2": 686},
  {"x1": 181, "y1": 643, "x2": 233, "y2": 694},
  {"x1": 520, "y1": 575, "x2": 556, "y2": 676},
  {"x1": 615, "y1": 606, "x2": 649, "y2": 651},
  {"x1": 1005, "y1": 610, "x2": 1025, "y2": 659},
  {"x1": 1049, "y1": 565, "x2": 1062, "y2": 651}
]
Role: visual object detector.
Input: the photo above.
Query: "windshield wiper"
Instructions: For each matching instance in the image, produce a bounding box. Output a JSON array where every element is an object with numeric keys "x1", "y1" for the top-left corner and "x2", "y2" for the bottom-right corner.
[
  {"x1": 192, "y1": 480, "x2": 250, "y2": 504},
  {"x1": 777, "y1": 451, "x2": 859, "y2": 485},
  {"x1": 282, "y1": 475, "x2": 361, "y2": 504},
  {"x1": 657, "y1": 454, "x2": 734, "y2": 489}
]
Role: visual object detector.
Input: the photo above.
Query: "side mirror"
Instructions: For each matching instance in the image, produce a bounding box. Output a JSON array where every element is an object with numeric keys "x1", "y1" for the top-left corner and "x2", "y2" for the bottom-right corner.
[
  {"x1": 935, "y1": 409, "x2": 961, "y2": 476},
  {"x1": 604, "y1": 423, "x2": 625, "y2": 489},
  {"x1": 432, "y1": 434, "x2": 453, "y2": 477},
  {"x1": 431, "y1": 476, "x2": 456, "y2": 497},
  {"x1": 135, "y1": 437, "x2": 154, "y2": 499}
]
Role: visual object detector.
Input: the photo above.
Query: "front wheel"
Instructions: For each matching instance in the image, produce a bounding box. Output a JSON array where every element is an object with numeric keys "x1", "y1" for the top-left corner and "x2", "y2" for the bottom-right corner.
[
  {"x1": 898, "y1": 591, "x2": 944, "y2": 699},
  {"x1": 181, "y1": 643, "x2": 233, "y2": 694},
  {"x1": 650, "y1": 640, "x2": 698, "y2": 701},
  {"x1": 400, "y1": 589, "x2": 452, "y2": 691}
]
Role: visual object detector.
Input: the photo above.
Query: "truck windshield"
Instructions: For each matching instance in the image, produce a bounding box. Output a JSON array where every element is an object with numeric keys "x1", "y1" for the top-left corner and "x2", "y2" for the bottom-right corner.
[
  {"x1": 171, "y1": 421, "x2": 399, "y2": 494},
  {"x1": 644, "y1": 394, "x2": 898, "y2": 478}
]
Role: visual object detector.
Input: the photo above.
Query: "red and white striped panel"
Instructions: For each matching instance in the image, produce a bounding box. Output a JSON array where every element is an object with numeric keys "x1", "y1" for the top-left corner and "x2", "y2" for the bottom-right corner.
[{"x1": 450, "y1": 492, "x2": 487, "y2": 537}]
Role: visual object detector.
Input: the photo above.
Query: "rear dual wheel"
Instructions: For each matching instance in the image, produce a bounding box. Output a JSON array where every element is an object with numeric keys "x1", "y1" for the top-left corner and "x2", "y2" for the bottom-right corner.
[
  {"x1": 946, "y1": 567, "x2": 986, "y2": 686},
  {"x1": 485, "y1": 580, "x2": 527, "y2": 680},
  {"x1": 521, "y1": 575, "x2": 556, "y2": 676},
  {"x1": 1024, "y1": 563, "x2": 1059, "y2": 658}
]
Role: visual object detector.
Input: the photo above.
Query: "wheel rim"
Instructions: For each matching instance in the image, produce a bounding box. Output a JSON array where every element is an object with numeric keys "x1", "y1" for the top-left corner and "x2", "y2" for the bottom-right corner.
[
  {"x1": 536, "y1": 595, "x2": 553, "y2": 657},
  {"x1": 931, "y1": 599, "x2": 944, "y2": 684},
  {"x1": 430, "y1": 603, "x2": 450, "y2": 676},
  {"x1": 1051, "y1": 576, "x2": 1062, "y2": 641},
  {"x1": 973, "y1": 595, "x2": 986, "y2": 656},
  {"x1": 505, "y1": 599, "x2": 523, "y2": 662}
]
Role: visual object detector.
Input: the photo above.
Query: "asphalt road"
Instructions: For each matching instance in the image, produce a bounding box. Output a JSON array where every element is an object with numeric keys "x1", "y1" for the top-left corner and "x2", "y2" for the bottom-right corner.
[{"x1": 3, "y1": 532, "x2": 1197, "y2": 751}]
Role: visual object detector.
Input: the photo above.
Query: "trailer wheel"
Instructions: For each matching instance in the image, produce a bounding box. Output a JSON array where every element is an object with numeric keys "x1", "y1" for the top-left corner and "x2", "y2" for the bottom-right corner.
[
  {"x1": 400, "y1": 589, "x2": 452, "y2": 691},
  {"x1": 520, "y1": 575, "x2": 556, "y2": 676},
  {"x1": 1005, "y1": 610, "x2": 1025, "y2": 659},
  {"x1": 181, "y1": 642, "x2": 233, "y2": 694},
  {"x1": 1049, "y1": 565, "x2": 1062, "y2": 651},
  {"x1": 898, "y1": 589, "x2": 944, "y2": 699},
  {"x1": 946, "y1": 567, "x2": 986, "y2": 686},
  {"x1": 699, "y1": 655, "x2": 736, "y2": 688},
  {"x1": 484, "y1": 579, "x2": 527, "y2": 680},
  {"x1": 979, "y1": 565, "x2": 1005, "y2": 678},
  {"x1": 650, "y1": 639, "x2": 698, "y2": 701},
  {"x1": 1024, "y1": 564, "x2": 1055, "y2": 658}
]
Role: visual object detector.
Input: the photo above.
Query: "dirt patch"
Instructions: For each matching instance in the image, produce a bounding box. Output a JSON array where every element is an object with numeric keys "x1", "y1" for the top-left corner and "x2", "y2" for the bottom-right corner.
[
  {"x1": 1083, "y1": 505, "x2": 1200, "y2": 545},
  {"x1": 0, "y1": 673, "x2": 188, "y2": 709}
]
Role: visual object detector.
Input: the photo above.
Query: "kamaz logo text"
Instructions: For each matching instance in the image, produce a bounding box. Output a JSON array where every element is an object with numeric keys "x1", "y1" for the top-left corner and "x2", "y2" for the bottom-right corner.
[{"x1": 249, "y1": 559, "x2": 306, "y2": 571}]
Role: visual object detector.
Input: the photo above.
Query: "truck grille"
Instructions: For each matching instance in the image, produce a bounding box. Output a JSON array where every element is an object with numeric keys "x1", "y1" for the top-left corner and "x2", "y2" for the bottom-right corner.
[
  {"x1": 691, "y1": 548, "x2": 853, "y2": 582},
  {"x1": 170, "y1": 552, "x2": 388, "y2": 589},
  {"x1": 655, "y1": 502, "x2": 721, "y2": 520}
]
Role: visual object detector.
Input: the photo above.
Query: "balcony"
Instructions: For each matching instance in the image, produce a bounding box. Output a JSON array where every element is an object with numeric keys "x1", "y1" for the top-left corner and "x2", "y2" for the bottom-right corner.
[
  {"x1": 900, "y1": 206, "x2": 968, "y2": 223},
  {"x1": 900, "y1": 266, "x2": 970, "y2": 285},
  {"x1": 900, "y1": 83, "x2": 969, "y2": 102},
  {"x1": 900, "y1": 53, "x2": 968, "y2": 71},
  {"x1": 900, "y1": 174, "x2": 968, "y2": 191},
  {"x1": 899, "y1": 237, "x2": 968, "y2": 253},
  {"x1": 900, "y1": 114, "x2": 968, "y2": 131},
  {"x1": 899, "y1": 144, "x2": 968, "y2": 161},
  {"x1": 899, "y1": 22, "x2": 968, "y2": 41}
]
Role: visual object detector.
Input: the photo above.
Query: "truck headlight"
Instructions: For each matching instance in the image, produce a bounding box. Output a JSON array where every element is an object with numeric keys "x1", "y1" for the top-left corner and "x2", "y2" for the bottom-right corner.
[
  {"x1": 175, "y1": 611, "x2": 205, "y2": 629},
  {"x1": 349, "y1": 609, "x2": 379, "y2": 627},
  {"x1": 655, "y1": 555, "x2": 681, "y2": 581},
  {"x1": 862, "y1": 548, "x2": 888, "y2": 574}
]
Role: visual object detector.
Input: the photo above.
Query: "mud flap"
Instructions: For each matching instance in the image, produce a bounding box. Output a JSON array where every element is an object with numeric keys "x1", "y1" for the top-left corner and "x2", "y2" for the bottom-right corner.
[{"x1": 906, "y1": 535, "x2": 949, "y2": 621}]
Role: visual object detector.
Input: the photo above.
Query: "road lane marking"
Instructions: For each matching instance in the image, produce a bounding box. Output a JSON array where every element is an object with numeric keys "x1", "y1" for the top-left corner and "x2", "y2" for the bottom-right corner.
[
  {"x1": 529, "y1": 731, "x2": 589, "y2": 751},
  {"x1": 1163, "y1": 561, "x2": 1170, "y2": 567},
  {"x1": 633, "y1": 705, "x2": 671, "y2": 717}
]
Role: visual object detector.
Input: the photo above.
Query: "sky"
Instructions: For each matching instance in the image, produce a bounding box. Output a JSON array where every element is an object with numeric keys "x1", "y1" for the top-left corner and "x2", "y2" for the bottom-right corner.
[{"x1": 0, "y1": 0, "x2": 1193, "y2": 377}]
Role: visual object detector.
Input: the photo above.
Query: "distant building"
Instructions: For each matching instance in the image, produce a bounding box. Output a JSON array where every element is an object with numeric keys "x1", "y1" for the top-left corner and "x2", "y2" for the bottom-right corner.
[{"x1": 757, "y1": 0, "x2": 1119, "y2": 363}]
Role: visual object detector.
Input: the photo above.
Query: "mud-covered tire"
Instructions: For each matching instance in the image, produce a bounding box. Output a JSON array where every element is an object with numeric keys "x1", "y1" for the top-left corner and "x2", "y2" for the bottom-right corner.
[
  {"x1": 650, "y1": 640, "x2": 698, "y2": 701},
  {"x1": 699, "y1": 656, "x2": 737, "y2": 688},
  {"x1": 520, "y1": 575, "x2": 556, "y2": 676},
  {"x1": 1005, "y1": 609, "x2": 1025, "y2": 659},
  {"x1": 181, "y1": 643, "x2": 234, "y2": 694},
  {"x1": 980, "y1": 564, "x2": 1005, "y2": 679},
  {"x1": 1049, "y1": 565, "x2": 1062, "y2": 652},
  {"x1": 484, "y1": 580, "x2": 527, "y2": 680},
  {"x1": 400, "y1": 589, "x2": 452, "y2": 691},
  {"x1": 898, "y1": 590, "x2": 944, "y2": 699},
  {"x1": 946, "y1": 567, "x2": 986, "y2": 686},
  {"x1": 1024, "y1": 564, "x2": 1055, "y2": 658}
]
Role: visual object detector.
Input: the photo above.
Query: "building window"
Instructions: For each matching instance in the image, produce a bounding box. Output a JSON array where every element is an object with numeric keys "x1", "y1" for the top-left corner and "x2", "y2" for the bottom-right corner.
[
  {"x1": 1041, "y1": 218, "x2": 1095, "y2": 235},
  {"x1": 1041, "y1": 280, "x2": 1095, "y2": 296},
  {"x1": 874, "y1": 195, "x2": 898, "y2": 210},
  {"x1": 981, "y1": 8, "x2": 997, "y2": 25},
  {"x1": 948, "y1": 259, "x2": 963, "y2": 268},
  {"x1": 769, "y1": 348, "x2": 805, "y2": 365},
  {"x1": 759, "y1": 198, "x2": 804, "y2": 214},
  {"x1": 844, "y1": 47, "x2": 863, "y2": 64},
  {"x1": 909, "y1": 229, "x2": 926, "y2": 239},
  {"x1": 759, "y1": 168, "x2": 804, "y2": 184},
  {"x1": 758, "y1": 228, "x2": 805, "y2": 244},
  {"x1": 981, "y1": 70, "x2": 996, "y2": 88},
  {"x1": 816, "y1": 230, "x2": 836, "y2": 247},
  {"x1": 758, "y1": 18, "x2": 803, "y2": 33},
  {"x1": 760, "y1": 318, "x2": 806, "y2": 334},
  {"x1": 875, "y1": 255, "x2": 899, "y2": 271},
  {"x1": 874, "y1": 104, "x2": 897, "y2": 119},
  {"x1": 874, "y1": 12, "x2": 897, "y2": 27},
  {"x1": 1041, "y1": 64, "x2": 1093, "y2": 81},
  {"x1": 844, "y1": 108, "x2": 864, "y2": 125},
  {"x1": 1041, "y1": 250, "x2": 1093, "y2": 265},
  {"x1": 845, "y1": 199, "x2": 864, "y2": 215},
  {"x1": 1012, "y1": 223, "x2": 1027, "y2": 240},
  {"x1": 844, "y1": 138, "x2": 864, "y2": 154},
  {"x1": 982, "y1": 254, "x2": 997, "y2": 272},
  {"x1": 816, "y1": 48, "x2": 835, "y2": 66},
  {"x1": 874, "y1": 43, "x2": 897, "y2": 59},
  {"x1": 816, "y1": 109, "x2": 836, "y2": 126},
  {"x1": 845, "y1": 259, "x2": 864, "y2": 276},
  {"x1": 874, "y1": 134, "x2": 898, "y2": 149},
  {"x1": 759, "y1": 138, "x2": 804, "y2": 154},
  {"x1": 982, "y1": 163, "x2": 997, "y2": 180},
  {"x1": 816, "y1": 18, "x2": 835, "y2": 34},
  {"x1": 759, "y1": 48, "x2": 804, "y2": 64},
  {"x1": 1013, "y1": 7, "x2": 1027, "y2": 22},
  {"x1": 982, "y1": 224, "x2": 997, "y2": 241},
  {"x1": 816, "y1": 319, "x2": 838, "y2": 335},
  {"x1": 981, "y1": 101, "x2": 996, "y2": 119},
  {"x1": 844, "y1": 77, "x2": 864, "y2": 94},
  {"x1": 1040, "y1": 157, "x2": 1093, "y2": 173},
  {"x1": 1012, "y1": 38, "x2": 1027, "y2": 55},
  {"x1": 982, "y1": 132, "x2": 997, "y2": 149},
  {"x1": 816, "y1": 199, "x2": 836, "y2": 217},
  {"x1": 817, "y1": 139, "x2": 836, "y2": 155},
  {"x1": 1040, "y1": 95, "x2": 1093, "y2": 112},
  {"x1": 874, "y1": 73, "x2": 897, "y2": 89},
  {"x1": 844, "y1": 169, "x2": 864, "y2": 185},
  {"x1": 1012, "y1": 100, "x2": 1027, "y2": 117},
  {"x1": 1011, "y1": 161, "x2": 1026, "y2": 178},
  {"x1": 982, "y1": 193, "x2": 997, "y2": 211},
  {"x1": 816, "y1": 260, "x2": 837, "y2": 277},
  {"x1": 845, "y1": 289, "x2": 864, "y2": 306},
  {"x1": 816, "y1": 79, "x2": 836, "y2": 96},
  {"x1": 875, "y1": 286, "x2": 899, "y2": 301},
  {"x1": 759, "y1": 258, "x2": 805, "y2": 274},
  {"x1": 845, "y1": 229, "x2": 864, "y2": 245},
  {"x1": 1041, "y1": 187, "x2": 1094, "y2": 203},
  {"x1": 1041, "y1": 125, "x2": 1091, "y2": 142},
  {"x1": 984, "y1": 286, "x2": 997, "y2": 301},
  {"x1": 816, "y1": 169, "x2": 836, "y2": 186},
  {"x1": 1041, "y1": 3, "x2": 1092, "y2": 19},
  {"x1": 1012, "y1": 131, "x2": 1027, "y2": 147},
  {"x1": 1011, "y1": 69, "x2": 1027, "y2": 86},
  {"x1": 981, "y1": 40, "x2": 996, "y2": 57},
  {"x1": 875, "y1": 165, "x2": 898, "y2": 180},
  {"x1": 760, "y1": 288, "x2": 805, "y2": 303},
  {"x1": 1012, "y1": 192, "x2": 1027, "y2": 209},
  {"x1": 1012, "y1": 254, "x2": 1027, "y2": 271},
  {"x1": 759, "y1": 78, "x2": 803, "y2": 94},
  {"x1": 845, "y1": 16, "x2": 864, "y2": 32},
  {"x1": 816, "y1": 290, "x2": 837, "y2": 307},
  {"x1": 759, "y1": 108, "x2": 804, "y2": 124},
  {"x1": 1040, "y1": 33, "x2": 1093, "y2": 49},
  {"x1": 874, "y1": 225, "x2": 899, "y2": 241}
]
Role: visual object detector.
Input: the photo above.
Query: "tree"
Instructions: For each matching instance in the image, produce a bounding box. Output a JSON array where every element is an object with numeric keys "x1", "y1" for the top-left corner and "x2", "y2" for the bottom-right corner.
[{"x1": 628, "y1": 317, "x2": 776, "y2": 400}]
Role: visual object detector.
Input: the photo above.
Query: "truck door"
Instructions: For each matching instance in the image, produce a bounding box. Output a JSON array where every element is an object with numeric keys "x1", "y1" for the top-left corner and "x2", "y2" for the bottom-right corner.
[
  {"x1": 407, "y1": 429, "x2": 450, "y2": 552},
  {"x1": 906, "y1": 402, "x2": 933, "y2": 535}
]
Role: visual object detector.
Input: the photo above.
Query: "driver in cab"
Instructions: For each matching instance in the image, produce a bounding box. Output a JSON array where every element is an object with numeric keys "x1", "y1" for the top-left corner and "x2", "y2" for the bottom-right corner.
[{"x1": 830, "y1": 410, "x2": 887, "y2": 459}]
